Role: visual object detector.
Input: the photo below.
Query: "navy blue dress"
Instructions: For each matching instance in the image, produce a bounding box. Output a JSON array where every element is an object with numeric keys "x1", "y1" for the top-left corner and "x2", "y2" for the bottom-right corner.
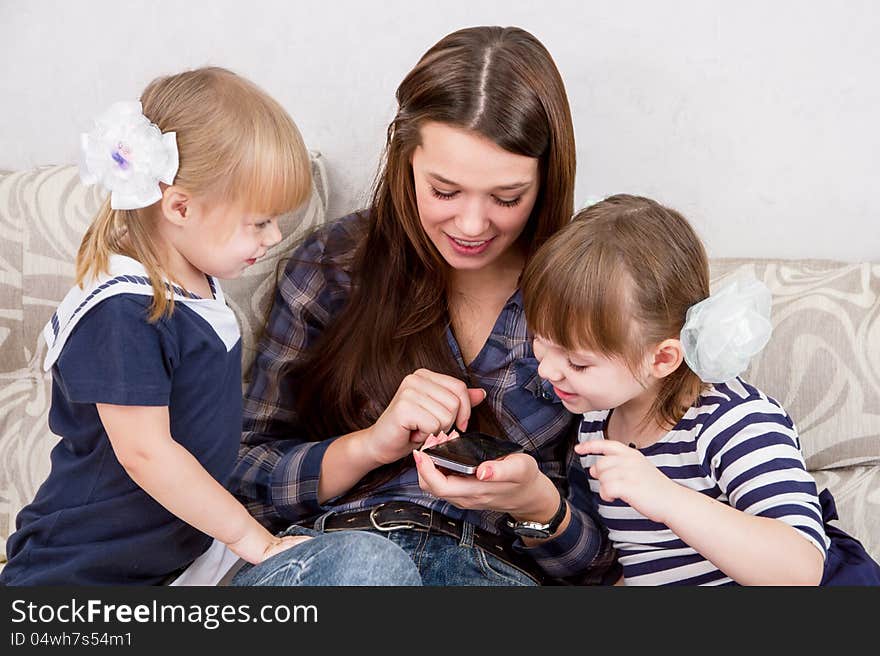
[
  {"x1": 818, "y1": 489, "x2": 880, "y2": 585},
  {"x1": 1, "y1": 257, "x2": 242, "y2": 585}
]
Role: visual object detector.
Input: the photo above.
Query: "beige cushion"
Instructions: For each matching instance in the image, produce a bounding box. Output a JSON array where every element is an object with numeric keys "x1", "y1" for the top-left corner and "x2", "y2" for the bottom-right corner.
[
  {"x1": 0, "y1": 156, "x2": 329, "y2": 560},
  {"x1": 711, "y1": 260, "x2": 880, "y2": 471}
]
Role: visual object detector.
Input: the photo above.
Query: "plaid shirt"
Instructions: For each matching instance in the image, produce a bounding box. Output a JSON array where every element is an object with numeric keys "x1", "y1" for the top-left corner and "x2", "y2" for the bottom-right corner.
[{"x1": 232, "y1": 213, "x2": 615, "y2": 584}]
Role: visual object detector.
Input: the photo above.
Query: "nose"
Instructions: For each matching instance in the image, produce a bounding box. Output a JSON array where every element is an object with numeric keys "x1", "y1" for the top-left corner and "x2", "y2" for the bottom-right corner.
[
  {"x1": 455, "y1": 197, "x2": 490, "y2": 238},
  {"x1": 537, "y1": 351, "x2": 564, "y2": 384},
  {"x1": 264, "y1": 221, "x2": 282, "y2": 247}
]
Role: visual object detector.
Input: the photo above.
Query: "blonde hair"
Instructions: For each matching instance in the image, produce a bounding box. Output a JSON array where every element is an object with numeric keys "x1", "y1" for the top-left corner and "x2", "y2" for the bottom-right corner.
[
  {"x1": 76, "y1": 67, "x2": 311, "y2": 321},
  {"x1": 522, "y1": 194, "x2": 710, "y2": 428}
]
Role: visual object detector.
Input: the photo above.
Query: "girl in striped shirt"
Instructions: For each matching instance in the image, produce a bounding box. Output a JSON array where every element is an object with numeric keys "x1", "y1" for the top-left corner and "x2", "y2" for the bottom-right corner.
[{"x1": 520, "y1": 194, "x2": 880, "y2": 585}]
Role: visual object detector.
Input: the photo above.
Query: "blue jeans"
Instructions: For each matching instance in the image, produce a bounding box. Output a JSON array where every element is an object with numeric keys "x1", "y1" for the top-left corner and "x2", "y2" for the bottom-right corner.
[{"x1": 231, "y1": 520, "x2": 539, "y2": 587}]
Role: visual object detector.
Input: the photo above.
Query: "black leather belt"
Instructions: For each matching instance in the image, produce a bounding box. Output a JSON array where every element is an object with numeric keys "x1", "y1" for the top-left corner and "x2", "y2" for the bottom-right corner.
[{"x1": 321, "y1": 501, "x2": 546, "y2": 584}]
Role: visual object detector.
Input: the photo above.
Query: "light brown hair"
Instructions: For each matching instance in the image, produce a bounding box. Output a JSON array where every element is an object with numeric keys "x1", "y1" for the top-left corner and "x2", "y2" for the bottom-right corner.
[
  {"x1": 76, "y1": 67, "x2": 311, "y2": 321},
  {"x1": 284, "y1": 26, "x2": 576, "y2": 486},
  {"x1": 522, "y1": 194, "x2": 710, "y2": 427}
]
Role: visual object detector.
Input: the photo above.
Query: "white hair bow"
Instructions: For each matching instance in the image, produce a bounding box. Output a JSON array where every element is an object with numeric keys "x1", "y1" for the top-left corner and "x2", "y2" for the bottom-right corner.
[
  {"x1": 680, "y1": 277, "x2": 773, "y2": 383},
  {"x1": 79, "y1": 101, "x2": 178, "y2": 210}
]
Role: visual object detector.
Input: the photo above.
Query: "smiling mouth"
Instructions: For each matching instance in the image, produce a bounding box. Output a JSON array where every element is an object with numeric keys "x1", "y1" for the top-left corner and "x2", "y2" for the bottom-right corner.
[
  {"x1": 450, "y1": 236, "x2": 491, "y2": 247},
  {"x1": 553, "y1": 386, "x2": 578, "y2": 400},
  {"x1": 446, "y1": 234, "x2": 495, "y2": 255}
]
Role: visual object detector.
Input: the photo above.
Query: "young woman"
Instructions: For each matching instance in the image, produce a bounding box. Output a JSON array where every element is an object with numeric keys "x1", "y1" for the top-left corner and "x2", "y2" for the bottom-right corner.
[{"x1": 231, "y1": 26, "x2": 616, "y2": 586}]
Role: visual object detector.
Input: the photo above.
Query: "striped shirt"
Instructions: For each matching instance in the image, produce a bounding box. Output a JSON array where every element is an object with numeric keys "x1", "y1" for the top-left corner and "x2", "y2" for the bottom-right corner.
[
  {"x1": 578, "y1": 377, "x2": 829, "y2": 586},
  {"x1": 231, "y1": 213, "x2": 614, "y2": 584}
]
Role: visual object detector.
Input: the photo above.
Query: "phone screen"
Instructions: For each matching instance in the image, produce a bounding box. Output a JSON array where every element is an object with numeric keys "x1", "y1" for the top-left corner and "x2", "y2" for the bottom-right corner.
[{"x1": 422, "y1": 432, "x2": 524, "y2": 468}]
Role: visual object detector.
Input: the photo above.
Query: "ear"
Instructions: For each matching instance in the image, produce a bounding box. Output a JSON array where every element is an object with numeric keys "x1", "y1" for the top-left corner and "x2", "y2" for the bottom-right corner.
[
  {"x1": 159, "y1": 185, "x2": 190, "y2": 227},
  {"x1": 649, "y1": 338, "x2": 684, "y2": 379}
]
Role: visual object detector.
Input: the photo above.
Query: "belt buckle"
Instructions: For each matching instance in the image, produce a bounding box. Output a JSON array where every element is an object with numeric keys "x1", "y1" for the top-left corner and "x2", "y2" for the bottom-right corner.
[{"x1": 369, "y1": 504, "x2": 418, "y2": 532}]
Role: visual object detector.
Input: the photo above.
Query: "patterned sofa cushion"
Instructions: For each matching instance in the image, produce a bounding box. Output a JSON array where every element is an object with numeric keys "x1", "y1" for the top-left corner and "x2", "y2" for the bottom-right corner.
[
  {"x1": 711, "y1": 260, "x2": 880, "y2": 471},
  {"x1": 0, "y1": 157, "x2": 329, "y2": 559}
]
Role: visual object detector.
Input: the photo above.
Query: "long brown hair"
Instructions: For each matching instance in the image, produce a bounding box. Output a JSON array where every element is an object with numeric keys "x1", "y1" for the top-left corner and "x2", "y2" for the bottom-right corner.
[
  {"x1": 522, "y1": 194, "x2": 710, "y2": 428},
  {"x1": 76, "y1": 67, "x2": 311, "y2": 321},
  {"x1": 287, "y1": 27, "x2": 576, "y2": 462}
]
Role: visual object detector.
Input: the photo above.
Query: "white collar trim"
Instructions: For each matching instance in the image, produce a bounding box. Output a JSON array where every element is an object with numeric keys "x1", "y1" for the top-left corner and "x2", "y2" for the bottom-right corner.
[{"x1": 43, "y1": 254, "x2": 240, "y2": 371}]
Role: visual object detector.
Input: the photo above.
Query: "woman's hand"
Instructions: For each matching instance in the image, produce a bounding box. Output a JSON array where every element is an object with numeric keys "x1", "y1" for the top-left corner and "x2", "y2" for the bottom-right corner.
[
  {"x1": 412, "y1": 433, "x2": 560, "y2": 522},
  {"x1": 316, "y1": 371, "x2": 485, "y2": 503},
  {"x1": 362, "y1": 369, "x2": 486, "y2": 466},
  {"x1": 574, "y1": 439, "x2": 678, "y2": 524}
]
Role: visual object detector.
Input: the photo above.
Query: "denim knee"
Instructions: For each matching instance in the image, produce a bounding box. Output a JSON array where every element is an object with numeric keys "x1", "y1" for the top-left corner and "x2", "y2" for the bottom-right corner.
[{"x1": 231, "y1": 530, "x2": 422, "y2": 587}]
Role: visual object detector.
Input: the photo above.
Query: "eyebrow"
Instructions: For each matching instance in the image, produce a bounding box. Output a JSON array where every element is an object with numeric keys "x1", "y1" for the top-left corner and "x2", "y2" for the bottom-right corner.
[{"x1": 427, "y1": 172, "x2": 532, "y2": 192}]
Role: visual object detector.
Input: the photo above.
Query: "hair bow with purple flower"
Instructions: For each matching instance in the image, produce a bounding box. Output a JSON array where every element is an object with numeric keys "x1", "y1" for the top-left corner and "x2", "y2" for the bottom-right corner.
[{"x1": 79, "y1": 101, "x2": 178, "y2": 210}]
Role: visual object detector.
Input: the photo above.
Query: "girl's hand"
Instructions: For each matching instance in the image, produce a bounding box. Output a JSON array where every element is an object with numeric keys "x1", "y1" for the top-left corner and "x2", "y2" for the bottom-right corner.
[
  {"x1": 574, "y1": 439, "x2": 678, "y2": 523},
  {"x1": 363, "y1": 369, "x2": 486, "y2": 465},
  {"x1": 261, "y1": 534, "x2": 313, "y2": 562},
  {"x1": 412, "y1": 433, "x2": 559, "y2": 521},
  {"x1": 227, "y1": 523, "x2": 312, "y2": 565}
]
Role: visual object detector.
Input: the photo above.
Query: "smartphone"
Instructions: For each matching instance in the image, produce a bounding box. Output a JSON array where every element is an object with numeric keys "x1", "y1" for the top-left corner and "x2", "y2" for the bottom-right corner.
[{"x1": 421, "y1": 432, "x2": 525, "y2": 475}]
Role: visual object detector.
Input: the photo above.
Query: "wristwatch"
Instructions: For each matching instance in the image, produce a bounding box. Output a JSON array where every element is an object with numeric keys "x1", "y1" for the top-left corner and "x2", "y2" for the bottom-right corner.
[{"x1": 506, "y1": 489, "x2": 567, "y2": 539}]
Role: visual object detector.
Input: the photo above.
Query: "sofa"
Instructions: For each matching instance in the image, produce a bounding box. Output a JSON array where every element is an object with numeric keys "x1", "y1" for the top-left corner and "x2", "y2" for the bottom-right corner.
[{"x1": 1, "y1": 158, "x2": 878, "y2": 577}]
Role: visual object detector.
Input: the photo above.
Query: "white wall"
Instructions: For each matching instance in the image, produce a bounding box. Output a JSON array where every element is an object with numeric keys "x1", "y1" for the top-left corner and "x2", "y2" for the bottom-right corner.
[{"x1": 2, "y1": 0, "x2": 878, "y2": 260}]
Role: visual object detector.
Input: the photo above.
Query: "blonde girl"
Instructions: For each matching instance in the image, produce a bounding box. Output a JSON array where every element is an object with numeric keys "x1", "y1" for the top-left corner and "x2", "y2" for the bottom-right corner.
[{"x1": 1, "y1": 67, "x2": 312, "y2": 585}]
